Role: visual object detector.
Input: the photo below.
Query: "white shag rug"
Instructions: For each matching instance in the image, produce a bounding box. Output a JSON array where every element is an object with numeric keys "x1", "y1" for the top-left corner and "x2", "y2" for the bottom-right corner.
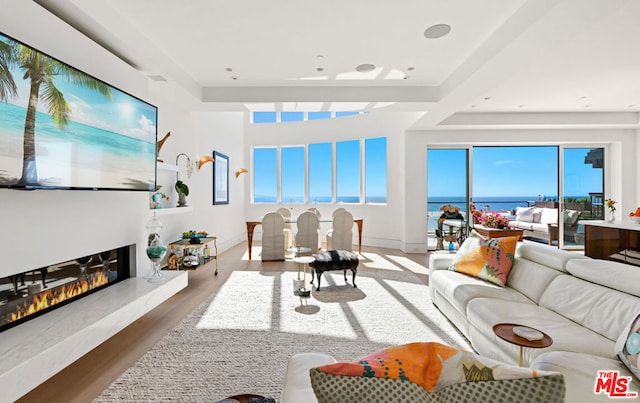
[{"x1": 94, "y1": 269, "x2": 470, "y2": 402}]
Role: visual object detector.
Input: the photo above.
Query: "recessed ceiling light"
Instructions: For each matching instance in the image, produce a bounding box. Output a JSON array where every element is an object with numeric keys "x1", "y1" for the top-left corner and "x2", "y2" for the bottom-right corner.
[
  {"x1": 317, "y1": 67, "x2": 324, "y2": 72},
  {"x1": 483, "y1": 96, "x2": 491, "y2": 100},
  {"x1": 424, "y1": 24, "x2": 451, "y2": 39},
  {"x1": 225, "y1": 67, "x2": 233, "y2": 72},
  {"x1": 231, "y1": 76, "x2": 238, "y2": 80},
  {"x1": 518, "y1": 105, "x2": 526, "y2": 108},
  {"x1": 408, "y1": 67, "x2": 415, "y2": 71},
  {"x1": 356, "y1": 63, "x2": 376, "y2": 73}
]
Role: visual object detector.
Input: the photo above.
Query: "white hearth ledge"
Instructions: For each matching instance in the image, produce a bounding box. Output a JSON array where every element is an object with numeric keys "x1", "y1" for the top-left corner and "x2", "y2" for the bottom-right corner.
[{"x1": 0, "y1": 271, "x2": 188, "y2": 402}]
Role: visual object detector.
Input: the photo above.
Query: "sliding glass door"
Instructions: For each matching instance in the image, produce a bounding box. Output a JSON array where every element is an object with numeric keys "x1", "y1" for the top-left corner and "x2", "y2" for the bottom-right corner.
[
  {"x1": 562, "y1": 147, "x2": 604, "y2": 248},
  {"x1": 427, "y1": 149, "x2": 469, "y2": 249}
]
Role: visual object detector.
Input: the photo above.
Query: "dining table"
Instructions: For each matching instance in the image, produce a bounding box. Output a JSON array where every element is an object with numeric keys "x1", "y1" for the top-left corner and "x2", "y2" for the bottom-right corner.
[{"x1": 245, "y1": 217, "x2": 363, "y2": 260}]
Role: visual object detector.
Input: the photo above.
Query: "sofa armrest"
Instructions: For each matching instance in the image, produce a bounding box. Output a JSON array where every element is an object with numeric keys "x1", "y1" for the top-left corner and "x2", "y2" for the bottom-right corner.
[
  {"x1": 429, "y1": 252, "x2": 455, "y2": 275},
  {"x1": 281, "y1": 352, "x2": 336, "y2": 403}
]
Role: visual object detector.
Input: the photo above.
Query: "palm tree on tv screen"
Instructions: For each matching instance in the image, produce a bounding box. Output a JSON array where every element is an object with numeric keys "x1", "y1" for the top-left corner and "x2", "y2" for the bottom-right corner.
[{"x1": 0, "y1": 38, "x2": 112, "y2": 186}]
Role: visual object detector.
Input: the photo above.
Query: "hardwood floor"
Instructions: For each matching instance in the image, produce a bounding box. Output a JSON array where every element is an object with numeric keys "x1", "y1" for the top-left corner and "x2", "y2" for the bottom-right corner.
[{"x1": 18, "y1": 243, "x2": 429, "y2": 403}]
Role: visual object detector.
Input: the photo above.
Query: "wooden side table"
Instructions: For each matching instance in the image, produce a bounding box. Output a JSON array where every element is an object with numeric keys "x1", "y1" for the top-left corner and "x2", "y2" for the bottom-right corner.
[
  {"x1": 168, "y1": 237, "x2": 218, "y2": 275},
  {"x1": 493, "y1": 323, "x2": 553, "y2": 367}
]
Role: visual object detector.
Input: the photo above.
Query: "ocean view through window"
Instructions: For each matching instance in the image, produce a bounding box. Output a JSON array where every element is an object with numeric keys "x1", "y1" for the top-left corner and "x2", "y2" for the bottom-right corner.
[
  {"x1": 253, "y1": 137, "x2": 386, "y2": 204},
  {"x1": 428, "y1": 146, "x2": 605, "y2": 248}
]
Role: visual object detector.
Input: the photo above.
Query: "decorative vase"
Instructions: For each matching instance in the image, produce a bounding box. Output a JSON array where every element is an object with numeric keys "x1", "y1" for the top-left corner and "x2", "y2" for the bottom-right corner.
[
  {"x1": 177, "y1": 193, "x2": 187, "y2": 207},
  {"x1": 152, "y1": 192, "x2": 163, "y2": 208},
  {"x1": 607, "y1": 210, "x2": 615, "y2": 222},
  {"x1": 146, "y1": 234, "x2": 167, "y2": 283}
]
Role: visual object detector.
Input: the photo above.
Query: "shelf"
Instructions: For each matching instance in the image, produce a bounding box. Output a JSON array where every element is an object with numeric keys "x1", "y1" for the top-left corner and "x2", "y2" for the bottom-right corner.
[
  {"x1": 149, "y1": 206, "x2": 193, "y2": 216},
  {"x1": 157, "y1": 162, "x2": 178, "y2": 172}
]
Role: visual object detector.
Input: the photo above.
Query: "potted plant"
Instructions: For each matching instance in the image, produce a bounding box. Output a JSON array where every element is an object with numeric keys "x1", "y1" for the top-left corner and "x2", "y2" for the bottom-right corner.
[{"x1": 175, "y1": 180, "x2": 189, "y2": 207}]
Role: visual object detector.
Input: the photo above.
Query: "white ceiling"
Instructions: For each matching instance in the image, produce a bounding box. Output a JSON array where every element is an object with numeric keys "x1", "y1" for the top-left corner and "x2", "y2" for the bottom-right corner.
[{"x1": 34, "y1": 0, "x2": 640, "y2": 128}]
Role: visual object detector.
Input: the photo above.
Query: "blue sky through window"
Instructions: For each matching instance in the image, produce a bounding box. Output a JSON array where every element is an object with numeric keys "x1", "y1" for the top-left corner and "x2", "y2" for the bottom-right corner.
[
  {"x1": 365, "y1": 137, "x2": 386, "y2": 202},
  {"x1": 309, "y1": 142, "x2": 332, "y2": 203},
  {"x1": 336, "y1": 140, "x2": 360, "y2": 203},
  {"x1": 281, "y1": 146, "x2": 304, "y2": 203},
  {"x1": 253, "y1": 148, "x2": 277, "y2": 202}
]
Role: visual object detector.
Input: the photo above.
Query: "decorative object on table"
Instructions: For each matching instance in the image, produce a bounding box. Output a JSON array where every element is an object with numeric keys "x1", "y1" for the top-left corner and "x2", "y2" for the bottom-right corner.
[
  {"x1": 167, "y1": 253, "x2": 179, "y2": 270},
  {"x1": 156, "y1": 131, "x2": 171, "y2": 162},
  {"x1": 213, "y1": 150, "x2": 229, "y2": 205},
  {"x1": 182, "y1": 230, "x2": 208, "y2": 244},
  {"x1": 477, "y1": 211, "x2": 510, "y2": 229},
  {"x1": 235, "y1": 167, "x2": 248, "y2": 178},
  {"x1": 145, "y1": 212, "x2": 167, "y2": 283},
  {"x1": 606, "y1": 198, "x2": 617, "y2": 222},
  {"x1": 629, "y1": 207, "x2": 640, "y2": 224},
  {"x1": 150, "y1": 185, "x2": 169, "y2": 209},
  {"x1": 175, "y1": 180, "x2": 189, "y2": 207}
]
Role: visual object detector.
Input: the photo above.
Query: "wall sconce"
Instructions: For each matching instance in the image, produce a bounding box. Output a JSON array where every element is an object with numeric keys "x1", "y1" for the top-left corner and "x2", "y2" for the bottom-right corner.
[
  {"x1": 197, "y1": 155, "x2": 214, "y2": 170},
  {"x1": 235, "y1": 168, "x2": 248, "y2": 178}
]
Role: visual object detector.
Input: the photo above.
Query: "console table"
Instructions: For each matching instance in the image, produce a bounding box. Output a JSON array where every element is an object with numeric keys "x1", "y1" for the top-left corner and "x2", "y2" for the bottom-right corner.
[{"x1": 584, "y1": 221, "x2": 640, "y2": 266}]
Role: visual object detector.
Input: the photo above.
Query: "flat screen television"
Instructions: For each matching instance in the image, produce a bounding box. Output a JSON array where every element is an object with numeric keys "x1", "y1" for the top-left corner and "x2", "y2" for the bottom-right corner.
[{"x1": 0, "y1": 31, "x2": 157, "y2": 191}]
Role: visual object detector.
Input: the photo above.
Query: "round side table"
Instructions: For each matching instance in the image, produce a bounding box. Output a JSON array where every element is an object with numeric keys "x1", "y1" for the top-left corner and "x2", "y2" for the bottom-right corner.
[
  {"x1": 493, "y1": 323, "x2": 553, "y2": 367},
  {"x1": 292, "y1": 256, "x2": 315, "y2": 297}
]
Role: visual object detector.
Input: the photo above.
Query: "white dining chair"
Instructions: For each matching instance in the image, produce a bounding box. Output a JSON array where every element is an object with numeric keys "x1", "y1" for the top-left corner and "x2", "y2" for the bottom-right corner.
[
  {"x1": 326, "y1": 210, "x2": 354, "y2": 251},
  {"x1": 276, "y1": 207, "x2": 293, "y2": 250},
  {"x1": 331, "y1": 207, "x2": 347, "y2": 217},
  {"x1": 261, "y1": 212, "x2": 285, "y2": 261},
  {"x1": 295, "y1": 211, "x2": 320, "y2": 253}
]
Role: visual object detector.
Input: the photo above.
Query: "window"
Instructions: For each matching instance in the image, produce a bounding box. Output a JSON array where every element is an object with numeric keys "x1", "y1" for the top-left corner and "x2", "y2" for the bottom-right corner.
[
  {"x1": 281, "y1": 146, "x2": 305, "y2": 203},
  {"x1": 335, "y1": 111, "x2": 359, "y2": 118},
  {"x1": 309, "y1": 142, "x2": 332, "y2": 203},
  {"x1": 365, "y1": 137, "x2": 386, "y2": 203},
  {"x1": 281, "y1": 112, "x2": 304, "y2": 122},
  {"x1": 253, "y1": 147, "x2": 277, "y2": 202},
  {"x1": 336, "y1": 140, "x2": 360, "y2": 203},
  {"x1": 308, "y1": 112, "x2": 331, "y2": 120},
  {"x1": 252, "y1": 112, "x2": 277, "y2": 124}
]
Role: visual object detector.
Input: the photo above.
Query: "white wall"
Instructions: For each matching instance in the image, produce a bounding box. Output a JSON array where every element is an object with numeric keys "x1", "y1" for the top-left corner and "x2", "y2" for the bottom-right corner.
[
  {"x1": 0, "y1": 1, "x2": 247, "y2": 280},
  {"x1": 245, "y1": 112, "x2": 424, "y2": 250}
]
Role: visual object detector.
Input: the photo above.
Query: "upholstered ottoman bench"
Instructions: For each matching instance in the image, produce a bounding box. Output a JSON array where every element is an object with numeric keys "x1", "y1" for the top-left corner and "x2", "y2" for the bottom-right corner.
[{"x1": 309, "y1": 250, "x2": 359, "y2": 291}]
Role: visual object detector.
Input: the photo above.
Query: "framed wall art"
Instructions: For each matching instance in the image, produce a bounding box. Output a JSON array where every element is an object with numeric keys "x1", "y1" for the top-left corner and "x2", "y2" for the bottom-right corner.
[{"x1": 213, "y1": 151, "x2": 229, "y2": 205}]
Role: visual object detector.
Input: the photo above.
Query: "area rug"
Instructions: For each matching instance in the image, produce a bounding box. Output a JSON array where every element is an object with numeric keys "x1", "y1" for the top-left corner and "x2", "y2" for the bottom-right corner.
[{"x1": 94, "y1": 268, "x2": 471, "y2": 402}]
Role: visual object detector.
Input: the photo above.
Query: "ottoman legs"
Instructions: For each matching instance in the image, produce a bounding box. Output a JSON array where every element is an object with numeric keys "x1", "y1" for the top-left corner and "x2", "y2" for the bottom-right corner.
[{"x1": 311, "y1": 268, "x2": 357, "y2": 291}]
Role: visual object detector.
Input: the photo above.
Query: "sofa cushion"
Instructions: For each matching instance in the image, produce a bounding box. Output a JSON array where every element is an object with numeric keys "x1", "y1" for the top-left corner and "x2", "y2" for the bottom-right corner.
[
  {"x1": 529, "y1": 223, "x2": 549, "y2": 234},
  {"x1": 309, "y1": 342, "x2": 565, "y2": 402},
  {"x1": 515, "y1": 206, "x2": 536, "y2": 222},
  {"x1": 563, "y1": 209, "x2": 580, "y2": 225},
  {"x1": 539, "y1": 274, "x2": 640, "y2": 341},
  {"x1": 539, "y1": 208, "x2": 558, "y2": 224},
  {"x1": 615, "y1": 312, "x2": 640, "y2": 381},
  {"x1": 509, "y1": 220, "x2": 534, "y2": 231},
  {"x1": 506, "y1": 257, "x2": 565, "y2": 304},
  {"x1": 448, "y1": 231, "x2": 518, "y2": 286},
  {"x1": 531, "y1": 351, "x2": 640, "y2": 403},
  {"x1": 515, "y1": 242, "x2": 588, "y2": 273},
  {"x1": 566, "y1": 258, "x2": 640, "y2": 298},
  {"x1": 467, "y1": 298, "x2": 617, "y2": 361},
  {"x1": 430, "y1": 270, "x2": 534, "y2": 318}
]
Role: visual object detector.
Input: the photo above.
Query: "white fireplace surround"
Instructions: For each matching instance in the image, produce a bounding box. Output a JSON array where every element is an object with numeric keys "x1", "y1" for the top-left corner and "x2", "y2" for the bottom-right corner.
[{"x1": 0, "y1": 271, "x2": 187, "y2": 402}]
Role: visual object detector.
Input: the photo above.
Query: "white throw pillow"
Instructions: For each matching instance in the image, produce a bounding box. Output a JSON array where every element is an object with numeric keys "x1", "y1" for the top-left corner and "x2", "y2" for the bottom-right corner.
[
  {"x1": 515, "y1": 206, "x2": 535, "y2": 222},
  {"x1": 539, "y1": 208, "x2": 558, "y2": 224},
  {"x1": 615, "y1": 312, "x2": 640, "y2": 380}
]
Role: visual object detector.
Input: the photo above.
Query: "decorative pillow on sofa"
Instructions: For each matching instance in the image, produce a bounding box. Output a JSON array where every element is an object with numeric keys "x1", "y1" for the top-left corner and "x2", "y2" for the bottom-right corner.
[
  {"x1": 309, "y1": 342, "x2": 565, "y2": 402},
  {"x1": 515, "y1": 206, "x2": 535, "y2": 222},
  {"x1": 615, "y1": 312, "x2": 640, "y2": 380},
  {"x1": 448, "y1": 230, "x2": 518, "y2": 286}
]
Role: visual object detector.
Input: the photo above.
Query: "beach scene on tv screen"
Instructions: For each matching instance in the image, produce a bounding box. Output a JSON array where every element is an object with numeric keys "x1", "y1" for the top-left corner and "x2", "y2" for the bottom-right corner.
[{"x1": 0, "y1": 32, "x2": 156, "y2": 190}]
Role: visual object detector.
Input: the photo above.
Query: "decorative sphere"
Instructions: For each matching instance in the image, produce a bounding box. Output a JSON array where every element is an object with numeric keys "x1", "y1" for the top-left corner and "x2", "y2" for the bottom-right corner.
[{"x1": 626, "y1": 332, "x2": 640, "y2": 355}]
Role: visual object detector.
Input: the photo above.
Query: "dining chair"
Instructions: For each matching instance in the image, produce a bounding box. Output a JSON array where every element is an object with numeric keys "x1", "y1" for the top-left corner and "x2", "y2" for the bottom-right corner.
[
  {"x1": 276, "y1": 207, "x2": 293, "y2": 250},
  {"x1": 295, "y1": 211, "x2": 320, "y2": 253},
  {"x1": 326, "y1": 210, "x2": 354, "y2": 251},
  {"x1": 331, "y1": 207, "x2": 347, "y2": 217},
  {"x1": 261, "y1": 212, "x2": 285, "y2": 261}
]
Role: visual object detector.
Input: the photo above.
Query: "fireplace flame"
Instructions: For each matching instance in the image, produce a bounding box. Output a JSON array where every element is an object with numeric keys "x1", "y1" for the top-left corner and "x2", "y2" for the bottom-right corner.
[{"x1": 10, "y1": 272, "x2": 109, "y2": 322}]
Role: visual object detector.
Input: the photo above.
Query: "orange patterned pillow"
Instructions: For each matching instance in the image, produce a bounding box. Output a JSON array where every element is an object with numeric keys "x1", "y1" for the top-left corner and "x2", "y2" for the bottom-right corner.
[{"x1": 449, "y1": 230, "x2": 517, "y2": 286}]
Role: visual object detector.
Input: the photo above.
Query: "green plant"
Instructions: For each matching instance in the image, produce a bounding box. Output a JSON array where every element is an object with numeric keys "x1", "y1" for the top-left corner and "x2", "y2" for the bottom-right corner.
[{"x1": 175, "y1": 180, "x2": 189, "y2": 196}]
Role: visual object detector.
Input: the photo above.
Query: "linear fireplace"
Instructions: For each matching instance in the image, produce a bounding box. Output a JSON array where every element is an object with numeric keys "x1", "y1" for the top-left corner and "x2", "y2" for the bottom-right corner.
[{"x1": 0, "y1": 245, "x2": 130, "y2": 333}]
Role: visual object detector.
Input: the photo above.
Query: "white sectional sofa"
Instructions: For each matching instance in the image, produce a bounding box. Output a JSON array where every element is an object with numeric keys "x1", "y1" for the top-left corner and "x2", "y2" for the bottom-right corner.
[{"x1": 429, "y1": 242, "x2": 640, "y2": 402}]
